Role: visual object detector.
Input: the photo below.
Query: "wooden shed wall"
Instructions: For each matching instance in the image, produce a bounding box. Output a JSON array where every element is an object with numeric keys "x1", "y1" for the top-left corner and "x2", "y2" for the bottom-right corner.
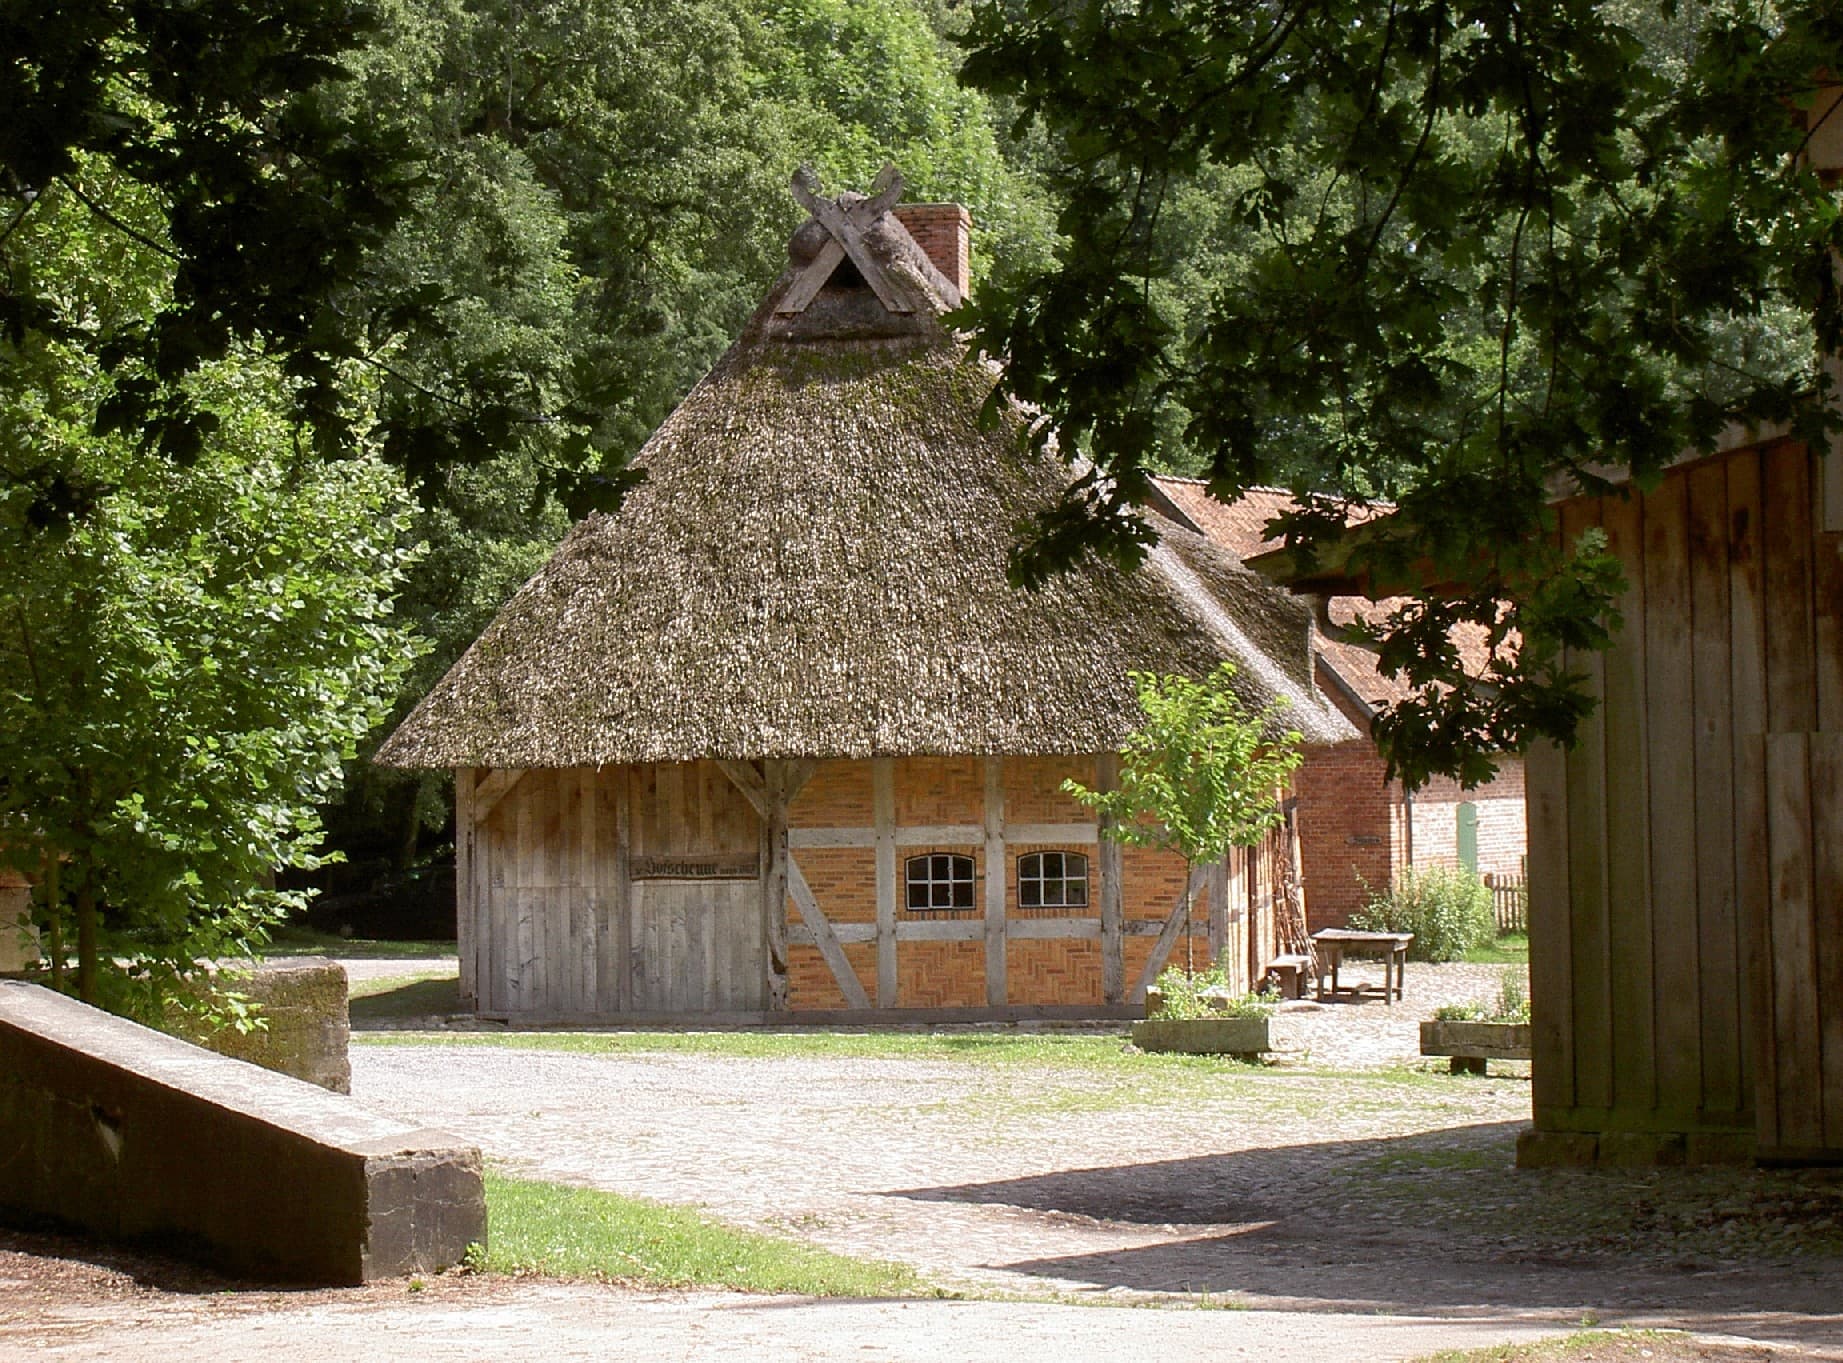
[
  {"x1": 1526, "y1": 440, "x2": 1843, "y2": 1162},
  {"x1": 458, "y1": 754, "x2": 1289, "y2": 1022}
]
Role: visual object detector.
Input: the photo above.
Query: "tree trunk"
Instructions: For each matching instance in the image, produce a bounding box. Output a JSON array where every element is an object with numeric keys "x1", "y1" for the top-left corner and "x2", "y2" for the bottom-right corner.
[
  {"x1": 1183, "y1": 857, "x2": 1196, "y2": 974},
  {"x1": 74, "y1": 863, "x2": 98, "y2": 1005},
  {"x1": 393, "y1": 773, "x2": 427, "y2": 873},
  {"x1": 44, "y1": 851, "x2": 64, "y2": 995}
]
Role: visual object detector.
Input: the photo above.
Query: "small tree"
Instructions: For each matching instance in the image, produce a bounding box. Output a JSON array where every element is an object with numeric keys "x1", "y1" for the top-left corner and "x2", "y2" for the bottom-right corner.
[{"x1": 1065, "y1": 664, "x2": 1304, "y2": 973}]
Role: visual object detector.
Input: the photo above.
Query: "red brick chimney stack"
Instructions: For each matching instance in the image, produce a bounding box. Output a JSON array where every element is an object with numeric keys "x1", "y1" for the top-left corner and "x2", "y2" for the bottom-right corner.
[{"x1": 893, "y1": 203, "x2": 971, "y2": 299}]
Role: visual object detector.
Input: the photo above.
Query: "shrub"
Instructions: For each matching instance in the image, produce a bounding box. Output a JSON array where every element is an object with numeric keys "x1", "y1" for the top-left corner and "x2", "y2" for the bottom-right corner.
[
  {"x1": 1432, "y1": 970, "x2": 1532, "y2": 1024},
  {"x1": 1150, "y1": 960, "x2": 1276, "y2": 1019},
  {"x1": 1349, "y1": 866, "x2": 1494, "y2": 962}
]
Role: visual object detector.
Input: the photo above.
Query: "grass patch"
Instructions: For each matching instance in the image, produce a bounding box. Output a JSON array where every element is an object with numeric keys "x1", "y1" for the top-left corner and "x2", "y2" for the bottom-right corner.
[
  {"x1": 1462, "y1": 932, "x2": 1529, "y2": 965},
  {"x1": 262, "y1": 926, "x2": 457, "y2": 959},
  {"x1": 349, "y1": 974, "x2": 462, "y2": 1020},
  {"x1": 1413, "y1": 1330, "x2": 1736, "y2": 1362},
  {"x1": 482, "y1": 1171, "x2": 931, "y2": 1296}
]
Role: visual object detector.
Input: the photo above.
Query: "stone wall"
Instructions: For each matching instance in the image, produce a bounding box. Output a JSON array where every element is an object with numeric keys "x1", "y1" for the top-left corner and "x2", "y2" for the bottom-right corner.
[
  {"x1": 175, "y1": 958, "x2": 352, "y2": 1093},
  {"x1": 0, "y1": 981, "x2": 484, "y2": 1283}
]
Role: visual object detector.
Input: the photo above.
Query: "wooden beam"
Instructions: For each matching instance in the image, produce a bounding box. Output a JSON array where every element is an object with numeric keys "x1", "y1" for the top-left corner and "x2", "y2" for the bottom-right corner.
[
  {"x1": 1097, "y1": 754, "x2": 1125, "y2": 1004},
  {"x1": 1005, "y1": 823, "x2": 1099, "y2": 845},
  {"x1": 786, "y1": 854, "x2": 871, "y2": 1009},
  {"x1": 715, "y1": 759, "x2": 769, "y2": 819},
  {"x1": 787, "y1": 165, "x2": 913, "y2": 315},
  {"x1": 1008, "y1": 917, "x2": 1103, "y2": 941},
  {"x1": 789, "y1": 823, "x2": 996, "y2": 848},
  {"x1": 791, "y1": 922, "x2": 878, "y2": 946},
  {"x1": 762, "y1": 762, "x2": 790, "y2": 1012},
  {"x1": 454, "y1": 767, "x2": 477, "y2": 1009},
  {"x1": 874, "y1": 757, "x2": 897, "y2": 1007},
  {"x1": 1131, "y1": 865, "x2": 1212, "y2": 1002},
  {"x1": 984, "y1": 757, "x2": 1007, "y2": 1008},
  {"x1": 473, "y1": 768, "x2": 525, "y2": 821},
  {"x1": 1207, "y1": 859, "x2": 1229, "y2": 974}
]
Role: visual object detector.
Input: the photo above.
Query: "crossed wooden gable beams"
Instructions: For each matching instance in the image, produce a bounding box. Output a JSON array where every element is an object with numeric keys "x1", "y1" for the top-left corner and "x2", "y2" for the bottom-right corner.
[{"x1": 776, "y1": 163, "x2": 918, "y2": 317}]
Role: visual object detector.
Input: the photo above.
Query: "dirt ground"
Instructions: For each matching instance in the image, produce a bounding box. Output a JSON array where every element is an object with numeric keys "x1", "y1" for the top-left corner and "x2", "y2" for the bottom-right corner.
[{"x1": 6, "y1": 961, "x2": 1841, "y2": 1361}]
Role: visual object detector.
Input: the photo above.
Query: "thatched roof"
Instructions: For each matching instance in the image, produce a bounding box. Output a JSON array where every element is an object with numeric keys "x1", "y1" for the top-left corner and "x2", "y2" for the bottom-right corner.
[
  {"x1": 378, "y1": 179, "x2": 1353, "y2": 769},
  {"x1": 1154, "y1": 478, "x2": 1508, "y2": 717}
]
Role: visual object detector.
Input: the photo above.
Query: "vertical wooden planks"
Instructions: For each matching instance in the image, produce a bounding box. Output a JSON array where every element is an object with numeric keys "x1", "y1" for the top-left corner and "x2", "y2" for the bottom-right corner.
[
  {"x1": 983, "y1": 757, "x2": 1007, "y2": 1007},
  {"x1": 1765, "y1": 733, "x2": 1823, "y2": 1151},
  {"x1": 1812, "y1": 735, "x2": 1843, "y2": 1151},
  {"x1": 1643, "y1": 471, "x2": 1701, "y2": 1120},
  {"x1": 1729, "y1": 450, "x2": 1770, "y2": 1130},
  {"x1": 1096, "y1": 753, "x2": 1125, "y2": 1004},
  {"x1": 598, "y1": 768, "x2": 627, "y2": 1014},
  {"x1": 1763, "y1": 445, "x2": 1817, "y2": 733},
  {"x1": 1525, "y1": 739, "x2": 1573, "y2": 1116},
  {"x1": 1686, "y1": 460, "x2": 1743, "y2": 1115},
  {"x1": 1559, "y1": 495, "x2": 1613, "y2": 1114},
  {"x1": 455, "y1": 768, "x2": 476, "y2": 1009},
  {"x1": 873, "y1": 757, "x2": 897, "y2": 1007},
  {"x1": 764, "y1": 761, "x2": 790, "y2": 1012}
]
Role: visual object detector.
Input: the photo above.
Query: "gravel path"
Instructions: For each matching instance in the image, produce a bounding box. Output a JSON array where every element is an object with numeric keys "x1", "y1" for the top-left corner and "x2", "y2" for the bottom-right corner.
[{"x1": 338, "y1": 961, "x2": 1843, "y2": 1355}]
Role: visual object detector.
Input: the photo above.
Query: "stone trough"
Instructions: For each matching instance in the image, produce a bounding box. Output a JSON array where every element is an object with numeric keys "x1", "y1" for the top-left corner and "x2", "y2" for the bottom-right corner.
[{"x1": 0, "y1": 981, "x2": 484, "y2": 1283}]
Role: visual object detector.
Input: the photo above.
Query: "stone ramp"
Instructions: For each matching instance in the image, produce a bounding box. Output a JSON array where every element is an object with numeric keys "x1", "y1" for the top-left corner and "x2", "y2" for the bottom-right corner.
[{"x1": 0, "y1": 981, "x2": 483, "y2": 1283}]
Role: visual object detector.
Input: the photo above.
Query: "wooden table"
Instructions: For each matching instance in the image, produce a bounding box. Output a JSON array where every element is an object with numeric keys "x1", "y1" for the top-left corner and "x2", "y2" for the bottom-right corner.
[{"x1": 1311, "y1": 929, "x2": 1414, "y2": 1004}]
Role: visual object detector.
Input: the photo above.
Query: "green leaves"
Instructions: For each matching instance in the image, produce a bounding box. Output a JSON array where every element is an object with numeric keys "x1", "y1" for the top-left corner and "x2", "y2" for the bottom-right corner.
[
  {"x1": 1064, "y1": 664, "x2": 1304, "y2": 863},
  {"x1": 962, "y1": 0, "x2": 1843, "y2": 782}
]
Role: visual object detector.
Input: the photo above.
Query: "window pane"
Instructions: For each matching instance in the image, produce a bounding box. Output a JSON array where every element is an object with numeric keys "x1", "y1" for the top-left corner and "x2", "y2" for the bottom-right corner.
[
  {"x1": 1042, "y1": 852, "x2": 1063, "y2": 879},
  {"x1": 952, "y1": 878, "x2": 973, "y2": 909},
  {"x1": 1066, "y1": 880, "x2": 1088, "y2": 907},
  {"x1": 932, "y1": 854, "x2": 951, "y2": 880},
  {"x1": 908, "y1": 882, "x2": 929, "y2": 909},
  {"x1": 1020, "y1": 879, "x2": 1041, "y2": 907},
  {"x1": 932, "y1": 881, "x2": 952, "y2": 908}
]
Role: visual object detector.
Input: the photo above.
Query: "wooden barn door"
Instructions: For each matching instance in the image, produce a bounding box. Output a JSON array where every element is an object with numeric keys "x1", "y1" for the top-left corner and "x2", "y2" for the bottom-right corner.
[{"x1": 625, "y1": 763, "x2": 765, "y2": 1013}]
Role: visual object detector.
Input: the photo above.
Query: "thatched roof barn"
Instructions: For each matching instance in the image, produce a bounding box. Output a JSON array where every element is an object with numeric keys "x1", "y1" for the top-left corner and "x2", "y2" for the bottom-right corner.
[{"x1": 379, "y1": 169, "x2": 1350, "y2": 1022}]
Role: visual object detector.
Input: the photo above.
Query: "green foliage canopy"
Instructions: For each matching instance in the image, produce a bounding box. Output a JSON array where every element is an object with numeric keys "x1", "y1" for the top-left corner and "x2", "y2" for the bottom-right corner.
[
  {"x1": 0, "y1": 161, "x2": 421, "y2": 1014},
  {"x1": 960, "y1": 0, "x2": 1843, "y2": 786}
]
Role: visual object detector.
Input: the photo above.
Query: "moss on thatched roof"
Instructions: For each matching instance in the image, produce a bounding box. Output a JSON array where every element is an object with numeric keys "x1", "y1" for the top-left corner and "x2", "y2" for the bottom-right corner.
[{"x1": 377, "y1": 191, "x2": 1353, "y2": 769}]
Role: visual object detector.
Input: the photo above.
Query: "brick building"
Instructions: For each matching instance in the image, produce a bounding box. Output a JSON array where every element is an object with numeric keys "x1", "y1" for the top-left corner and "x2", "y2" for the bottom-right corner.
[
  {"x1": 379, "y1": 169, "x2": 1354, "y2": 1022},
  {"x1": 1150, "y1": 481, "x2": 1527, "y2": 929}
]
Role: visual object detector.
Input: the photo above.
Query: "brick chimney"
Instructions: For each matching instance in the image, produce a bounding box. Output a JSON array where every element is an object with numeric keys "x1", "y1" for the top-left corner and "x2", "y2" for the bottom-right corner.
[{"x1": 893, "y1": 203, "x2": 971, "y2": 299}]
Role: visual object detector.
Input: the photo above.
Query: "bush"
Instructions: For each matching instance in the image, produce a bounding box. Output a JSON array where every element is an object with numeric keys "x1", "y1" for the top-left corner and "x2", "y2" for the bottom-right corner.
[
  {"x1": 1150, "y1": 961, "x2": 1276, "y2": 1019},
  {"x1": 1349, "y1": 866, "x2": 1493, "y2": 962},
  {"x1": 1432, "y1": 970, "x2": 1532, "y2": 1024}
]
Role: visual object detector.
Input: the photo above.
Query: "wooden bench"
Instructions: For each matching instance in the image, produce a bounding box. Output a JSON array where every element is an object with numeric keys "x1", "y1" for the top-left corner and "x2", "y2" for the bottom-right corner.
[
  {"x1": 1310, "y1": 929, "x2": 1413, "y2": 1004},
  {"x1": 1264, "y1": 953, "x2": 1311, "y2": 1000}
]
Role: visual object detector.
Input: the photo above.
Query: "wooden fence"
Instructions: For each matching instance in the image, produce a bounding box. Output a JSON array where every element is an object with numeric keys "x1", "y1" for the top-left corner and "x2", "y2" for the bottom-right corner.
[{"x1": 1487, "y1": 871, "x2": 1527, "y2": 934}]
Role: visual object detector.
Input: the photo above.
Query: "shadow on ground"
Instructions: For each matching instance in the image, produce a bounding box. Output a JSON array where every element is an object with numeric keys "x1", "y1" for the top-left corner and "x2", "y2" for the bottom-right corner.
[
  {"x1": 348, "y1": 977, "x2": 461, "y2": 1026},
  {"x1": 886, "y1": 1122, "x2": 1843, "y2": 1349}
]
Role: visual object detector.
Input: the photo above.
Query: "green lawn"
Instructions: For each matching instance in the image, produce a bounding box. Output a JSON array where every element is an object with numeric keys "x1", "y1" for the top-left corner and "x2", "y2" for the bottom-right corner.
[
  {"x1": 1416, "y1": 1332, "x2": 1734, "y2": 1363},
  {"x1": 262, "y1": 926, "x2": 458, "y2": 959},
  {"x1": 482, "y1": 1171, "x2": 932, "y2": 1296},
  {"x1": 1462, "y1": 932, "x2": 1529, "y2": 965}
]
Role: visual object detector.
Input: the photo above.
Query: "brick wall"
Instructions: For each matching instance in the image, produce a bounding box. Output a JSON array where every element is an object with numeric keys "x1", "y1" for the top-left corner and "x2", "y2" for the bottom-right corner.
[
  {"x1": 782, "y1": 754, "x2": 1199, "y2": 1009},
  {"x1": 1292, "y1": 739, "x2": 1397, "y2": 929},
  {"x1": 1407, "y1": 758, "x2": 1528, "y2": 881},
  {"x1": 892, "y1": 203, "x2": 971, "y2": 298}
]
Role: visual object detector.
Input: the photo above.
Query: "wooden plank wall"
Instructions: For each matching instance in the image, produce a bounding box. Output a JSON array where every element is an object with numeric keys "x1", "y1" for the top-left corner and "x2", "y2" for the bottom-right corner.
[{"x1": 1528, "y1": 441, "x2": 1843, "y2": 1158}]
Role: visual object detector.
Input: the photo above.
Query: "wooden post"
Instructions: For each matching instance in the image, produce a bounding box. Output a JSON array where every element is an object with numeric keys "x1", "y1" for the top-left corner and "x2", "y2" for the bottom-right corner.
[
  {"x1": 1207, "y1": 859, "x2": 1229, "y2": 980},
  {"x1": 874, "y1": 757, "x2": 898, "y2": 1007},
  {"x1": 1097, "y1": 753, "x2": 1125, "y2": 1004},
  {"x1": 455, "y1": 768, "x2": 477, "y2": 1009},
  {"x1": 983, "y1": 757, "x2": 1007, "y2": 1008},
  {"x1": 763, "y1": 761, "x2": 791, "y2": 1013}
]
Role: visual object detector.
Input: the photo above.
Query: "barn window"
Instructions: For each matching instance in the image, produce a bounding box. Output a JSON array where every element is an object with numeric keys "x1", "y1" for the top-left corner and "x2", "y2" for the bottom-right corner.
[
  {"x1": 1017, "y1": 851, "x2": 1089, "y2": 913},
  {"x1": 905, "y1": 853, "x2": 976, "y2": 916}
]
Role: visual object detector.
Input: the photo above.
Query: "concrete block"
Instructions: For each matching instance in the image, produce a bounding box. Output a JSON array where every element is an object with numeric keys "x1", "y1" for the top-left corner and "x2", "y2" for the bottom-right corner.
[
  {"x1": 1686, "y1": 1131, "x2": 1756, "y2": 1166},
  {"x1": 1599, "y1": 1130, "x2": 1688, "y2": 1168},
  {"x1": 173, "y1": 958, "x2": 351, "y2": 1093},
  {"x1": 0, "y1": 981, "x2": 484, "y2": 1283},
  {"x1": 1514, "y1": 1127, "x2": 1598, "y2": 1168}
]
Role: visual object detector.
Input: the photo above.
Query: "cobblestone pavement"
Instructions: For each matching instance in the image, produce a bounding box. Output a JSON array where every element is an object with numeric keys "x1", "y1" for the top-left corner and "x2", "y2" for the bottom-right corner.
[{"x1": 348, "y1": 961, "x2": 1843, "y2": 1356}]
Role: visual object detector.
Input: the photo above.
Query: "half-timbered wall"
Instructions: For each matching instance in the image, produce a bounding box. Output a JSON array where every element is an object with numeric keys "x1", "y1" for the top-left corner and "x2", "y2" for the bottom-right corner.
[
  {"x1": 459, "y1": 753, "x2": 1286, "y2": 1022},
  {"x1": 1525, "y1": 439, "x2": 1843, "y2": 1164}
]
